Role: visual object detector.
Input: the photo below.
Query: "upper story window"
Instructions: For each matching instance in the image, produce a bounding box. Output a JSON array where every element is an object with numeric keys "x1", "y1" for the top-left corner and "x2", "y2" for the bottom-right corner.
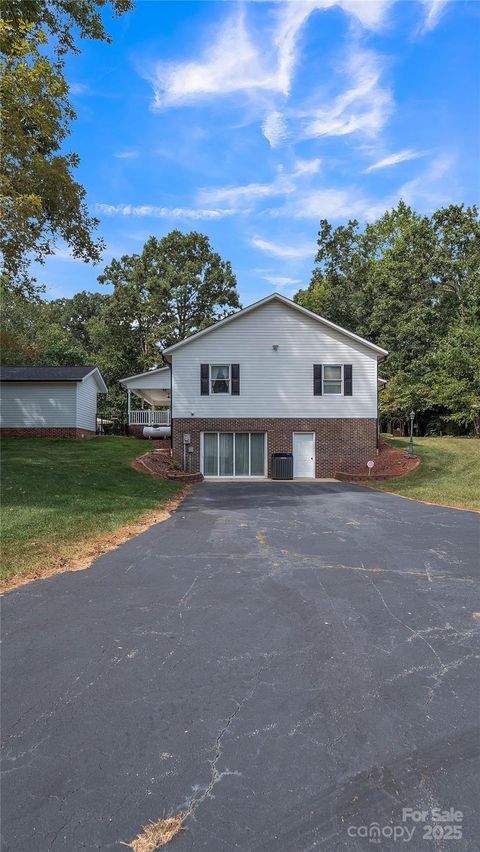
[
  {"x1": 323, "y1": 365, "x2": 342, "y2": 394},
  {"x1": 211, "y1": 364, "x2": 230, "y2": 394}
]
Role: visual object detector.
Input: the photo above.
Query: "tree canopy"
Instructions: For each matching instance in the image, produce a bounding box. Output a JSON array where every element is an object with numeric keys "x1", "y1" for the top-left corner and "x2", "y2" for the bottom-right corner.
[
  {"x1": 0, "y1": 1, "x2": 132, "y2": 295},
  {"x1": 295, "y1": 202, "x2": 480, "y2": 435},
  {"x1": 90, "y1": 231, "x2": 240, "y2": 405},
  {"x1": 1, "y1": 230, "x2": 240, "y2": 411}
]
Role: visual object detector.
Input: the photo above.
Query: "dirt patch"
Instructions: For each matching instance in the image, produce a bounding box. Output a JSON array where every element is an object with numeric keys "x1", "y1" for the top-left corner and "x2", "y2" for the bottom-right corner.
[
  {"x1": 124, "y1": 815, "x2": 184, "y2": 851},
  {"x1": 0, "y1": 488, "x2": 189, "y2": 595}
]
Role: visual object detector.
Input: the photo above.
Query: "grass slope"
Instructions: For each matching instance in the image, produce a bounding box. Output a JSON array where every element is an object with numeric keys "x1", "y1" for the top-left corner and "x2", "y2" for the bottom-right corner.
[
  {"x1": 1, "y1": 438, "x2": 181, "y2": 583},
  {"x1": 371, "y1": 436, "x2": 480, "y2": 511}
]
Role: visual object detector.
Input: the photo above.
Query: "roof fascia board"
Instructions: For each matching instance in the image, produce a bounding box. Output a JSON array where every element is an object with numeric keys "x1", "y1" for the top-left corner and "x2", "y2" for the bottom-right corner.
[
  {"x1": 162, "y1": 293, "x2": 388, "y2": 358},
  {"x1": 119, "y1": 366, "x2": 170, "y2": 384}
]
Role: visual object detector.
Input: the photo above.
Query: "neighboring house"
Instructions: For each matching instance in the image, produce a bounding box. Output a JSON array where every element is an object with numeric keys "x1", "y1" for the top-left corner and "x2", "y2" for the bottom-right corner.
[
  {"x1": 0, "y1": 366, "x2": 108, "y2": 439},
  {"x1": 122, "y1": 293, "x2": 388, "y2": 478}
]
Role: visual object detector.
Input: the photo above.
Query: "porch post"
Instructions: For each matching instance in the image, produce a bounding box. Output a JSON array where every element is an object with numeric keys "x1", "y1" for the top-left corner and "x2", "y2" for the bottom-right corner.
[{"x1": 127, "y1": 389, "x2": 131, "y2": 424}]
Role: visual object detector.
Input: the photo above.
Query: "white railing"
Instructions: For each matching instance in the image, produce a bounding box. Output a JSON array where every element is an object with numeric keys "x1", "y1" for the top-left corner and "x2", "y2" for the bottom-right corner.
[{"x1": 129, "y1": 409, "x2": 171, "y2": 426}]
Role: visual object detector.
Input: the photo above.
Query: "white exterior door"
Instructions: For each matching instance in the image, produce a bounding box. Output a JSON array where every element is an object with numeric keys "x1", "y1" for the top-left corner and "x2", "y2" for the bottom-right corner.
[{"x1": 293, "y1": 432, "x2": 315, "y2": 478}]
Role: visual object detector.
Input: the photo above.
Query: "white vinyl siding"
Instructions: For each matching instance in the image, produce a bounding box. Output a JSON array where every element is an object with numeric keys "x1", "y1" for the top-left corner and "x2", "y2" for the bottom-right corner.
[
  {"x1": 172, "y1": 300, "x2": 378, "y2": 419},
  {"x1": 0, "y1": 382, "x2": 77, "y2": 427},
  {"x1": 76, "y1": 373, "x2": 99, "y2": 431}
]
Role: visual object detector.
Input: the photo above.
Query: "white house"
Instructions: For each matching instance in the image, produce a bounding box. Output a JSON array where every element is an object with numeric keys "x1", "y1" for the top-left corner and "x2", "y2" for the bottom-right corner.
[
  {"x1": 122, "y1": 293, "x2": 388, "y2": 479},
  {"x1": 0, "y1": 366, "x2": 108, "y2": 438}
]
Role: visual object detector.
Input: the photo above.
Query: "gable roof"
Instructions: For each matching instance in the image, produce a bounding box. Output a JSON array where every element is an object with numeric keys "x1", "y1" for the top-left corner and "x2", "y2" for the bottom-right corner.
[
  {"x1": 0, "y1": 365, "x2": 108, "y2": 392},
  {"x1": 162, "y1": 293, "x2": 388, "y2": 359},
  {"x1": 119, "y1": 365, "x2": 170, "y2": 384}
]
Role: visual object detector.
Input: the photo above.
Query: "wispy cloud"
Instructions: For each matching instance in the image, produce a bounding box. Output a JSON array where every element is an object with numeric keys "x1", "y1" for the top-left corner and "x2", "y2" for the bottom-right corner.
[
  {"x1": 396, "y1": 152, "x2": 456, "y2": 208},
  {"x1": 69, "y1": 82, "x2": 89, "y2": 95},
  {"x1": 418, "y1": 0, "x2": 449, "y2": 34},
  {"x1": 302, "y1": 48, "x2": 392, "y2": 139},
  {"x1": 114, "y1": 150, "x2": 139, "y2": 159},
  {"x1": 148, "y1": 7, "x2": 301, "y2": 108},
  {"x1": 250, "y1": 236, "x2": 314, "y2": 260},
  {"x1": 292, "y1": 158, "x2": 321, "y2": 176},
  {"x1": 146, "y1": 1, "x2": 392, "y2": 113},
  {"x1": 364, "y1": 149, "x2": 425, "y2": 172},
  {"x1": 261, "y1": 273, "x2": 303, "y2": 287},
  {"x1": 198, "y1": 159, "x2": 321, "y2": 210},
  {"x1": 96, "y1": 203, "x2": 235, "y2": 220},
  {"x1": 198, "y1": 180, "x2": 287, "y2": 208},
  {"x1": 262, "y1": 111, "x2": 287, "y2": 148},
  {"x1": 281, "y1": 186, "x2": 369, "y2": 220}
]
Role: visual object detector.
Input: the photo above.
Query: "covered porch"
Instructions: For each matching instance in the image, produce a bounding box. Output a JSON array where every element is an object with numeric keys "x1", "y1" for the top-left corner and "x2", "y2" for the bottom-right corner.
[{"x1": 119, "y1": 366, "x2": 171, "y2": 433}]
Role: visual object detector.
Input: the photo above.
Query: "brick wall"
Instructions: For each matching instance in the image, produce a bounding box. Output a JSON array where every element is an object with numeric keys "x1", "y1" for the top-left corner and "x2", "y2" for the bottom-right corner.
[
  {"x1": 172, "y1": 418, "x2": 377, "y2": 478},
  {"x1": 0, "y1": 427, "x2": 96, "y2": 439}
]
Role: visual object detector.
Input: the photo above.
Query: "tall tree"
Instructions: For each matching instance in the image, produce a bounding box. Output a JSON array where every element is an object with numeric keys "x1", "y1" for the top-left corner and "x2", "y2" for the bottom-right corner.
[
  {"x1": 98, "y1": 230, "x2": 240, "y2": 350},
  {"x1": 46, "y1": 290, "x2": 106, "y2": 349},
  {"x1": 4, "y1": 1, "x2": 133, "y2": 56},
  {"x1": 93, "y1": 230, "x2": 240, "y2": 406},
  {"x1": 0, "y1": 286, "x2": 89, "y2": 366},
  {"x1": 295, "y1": 202, "x2": 480, "y2": 434},
  {"x1": 0, "y1": 1, "x2": 132, "y2": 295}
]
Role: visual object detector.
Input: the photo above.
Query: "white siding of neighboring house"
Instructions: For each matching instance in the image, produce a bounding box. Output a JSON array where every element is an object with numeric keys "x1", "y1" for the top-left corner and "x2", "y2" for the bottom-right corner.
[
  {"x1": 171, "y1": 300, "x2": 379, "y2": 419},
  {"x1": 76, "y1": 373, "x2": 99, "y2": 431},
  {"x1": 0, "y1": 382, "x2": 77, "y2": 427}
]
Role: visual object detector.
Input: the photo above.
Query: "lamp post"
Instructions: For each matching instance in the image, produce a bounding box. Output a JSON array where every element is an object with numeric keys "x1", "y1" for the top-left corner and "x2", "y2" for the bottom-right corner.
[{"x1": 407, "y1": 410, "x2": 416, "y2": 458}]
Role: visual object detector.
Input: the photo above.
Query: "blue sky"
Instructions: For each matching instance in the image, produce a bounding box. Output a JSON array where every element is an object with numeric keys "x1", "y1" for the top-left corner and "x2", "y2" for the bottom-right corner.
[{"x1": 39, "y1": 0, "x2": 479, "y2": 305}]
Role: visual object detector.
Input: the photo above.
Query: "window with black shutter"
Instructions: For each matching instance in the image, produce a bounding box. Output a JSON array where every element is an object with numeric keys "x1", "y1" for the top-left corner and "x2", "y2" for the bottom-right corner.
[
  {"x1": 231, "y1": 364, "x2": 240, "y2": 395},
  {"x1": 200, "y1": 363, "x2": 209, "y2": 395},
  {"x1": 344, "y1": 364, "x2": 353, "y2": 395}
]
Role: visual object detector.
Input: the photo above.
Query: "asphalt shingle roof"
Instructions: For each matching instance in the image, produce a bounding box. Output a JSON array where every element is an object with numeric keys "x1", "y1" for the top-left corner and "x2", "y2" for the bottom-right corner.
[{"x1": 0, "y1": 366, "x2": 96, "y2": 382}]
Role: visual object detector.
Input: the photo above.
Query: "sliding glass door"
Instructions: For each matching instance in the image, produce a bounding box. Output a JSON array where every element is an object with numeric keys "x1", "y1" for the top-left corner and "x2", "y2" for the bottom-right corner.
[{"x1": 202, "y1": 433, "x2": 266, "y2": 477}]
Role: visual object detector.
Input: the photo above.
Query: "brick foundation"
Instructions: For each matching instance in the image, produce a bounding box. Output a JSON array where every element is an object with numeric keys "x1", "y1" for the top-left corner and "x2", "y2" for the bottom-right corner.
[
  {"x1": 172, "y1": 418, "x2": 377, "y2": 479},
  {"x1": 0, "y1": 427, "x2": 96, "y2": 439}
]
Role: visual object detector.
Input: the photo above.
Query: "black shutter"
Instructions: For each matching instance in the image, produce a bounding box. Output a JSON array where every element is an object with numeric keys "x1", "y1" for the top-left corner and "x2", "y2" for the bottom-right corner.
[
  {"x1": 231, "y1": 364, "x2": 240, "y2": 395},
  {"x1": 200, "y1": 363, "x2": 209, "y2": 395},
  {"x1": 344, "y1": 364, "x2": 353, "y2": 395},
  {"x1": 313, "y1": 364, "x2": 322, "y2": 395}
]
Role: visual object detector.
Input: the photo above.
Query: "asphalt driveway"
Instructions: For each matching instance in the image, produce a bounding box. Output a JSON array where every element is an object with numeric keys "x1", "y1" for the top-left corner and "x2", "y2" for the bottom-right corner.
[{"x1": 2, "y1": 482, "x2": 479, "y2": 851}]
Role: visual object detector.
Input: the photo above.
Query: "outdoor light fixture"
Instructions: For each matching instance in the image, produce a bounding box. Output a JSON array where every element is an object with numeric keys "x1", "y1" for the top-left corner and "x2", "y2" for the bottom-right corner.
[
  {"x1": 272, "y1": 344, "x2": 279, "y2": 351},
  {"x1": 407, "y1": 410, "x2": 416, "y2": 458}
]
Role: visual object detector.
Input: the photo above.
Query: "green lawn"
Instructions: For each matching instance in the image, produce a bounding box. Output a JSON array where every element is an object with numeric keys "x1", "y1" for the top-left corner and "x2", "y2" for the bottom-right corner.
[
  {"x1": 371, "y1": 436, "x2": 480, "y2": 511},
  {"x1": 0, "y1": 438, "x2": 182, "y2": 585}
]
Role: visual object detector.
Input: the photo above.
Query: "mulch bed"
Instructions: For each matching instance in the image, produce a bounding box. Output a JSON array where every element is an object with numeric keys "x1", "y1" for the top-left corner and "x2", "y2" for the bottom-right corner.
[
  {"x1": 131, "y1": 450, "x2": 203, "y2": 484},
  {"x1": 335, "y1": 440, "x2": 421, "y2": 482}
]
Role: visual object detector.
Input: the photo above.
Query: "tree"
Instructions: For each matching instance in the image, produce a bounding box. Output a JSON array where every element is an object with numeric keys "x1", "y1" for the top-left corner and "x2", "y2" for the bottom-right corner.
[
  {"x1": 295, "y1": 202, "x2": 480, "y2": 434},
  {"x1": 1, "y1": 1, "x2": 132, "y2": 295},
  {"x1": 0, "y1": 285, "x2": 89, "y2": 365},
  {"x1": 0, "y1": 287, "x2": 44, "y2": 363},
  {"x1": 99, "y1": 230, "x2": 240, "y2": 350},
  {"x1": 92, "y1": 231, "x2": 240, "y2": 407},
  {"x1": 46, "y1": 290, "x2": 106, "y2": 348},
  {"x1": 4, "y1": 1, "x2": 133, "y2": 57}
]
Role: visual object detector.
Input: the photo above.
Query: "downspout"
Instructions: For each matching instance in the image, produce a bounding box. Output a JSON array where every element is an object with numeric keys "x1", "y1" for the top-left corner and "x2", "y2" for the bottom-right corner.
[{"x1": 164, "y1": 353, "x2": 173, "y2": 460}]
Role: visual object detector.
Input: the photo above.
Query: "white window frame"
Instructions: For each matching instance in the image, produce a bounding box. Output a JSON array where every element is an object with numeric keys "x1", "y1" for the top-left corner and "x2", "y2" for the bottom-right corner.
[
  {"x1": 323, "y1": 364, "x2": 343, "y2": 396},
  {"x1": 210, "y1": 364, "x2": 231, "y2": 395},
  {"x1": 200, "y1": 432, "x2": 267, "y2": 477}
]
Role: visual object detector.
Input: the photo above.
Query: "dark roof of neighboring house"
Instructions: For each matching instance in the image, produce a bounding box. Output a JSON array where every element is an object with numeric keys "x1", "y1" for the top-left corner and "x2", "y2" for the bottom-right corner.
[{"x1": 0, "y1": 366, "x2": 99, "y2": 382}]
